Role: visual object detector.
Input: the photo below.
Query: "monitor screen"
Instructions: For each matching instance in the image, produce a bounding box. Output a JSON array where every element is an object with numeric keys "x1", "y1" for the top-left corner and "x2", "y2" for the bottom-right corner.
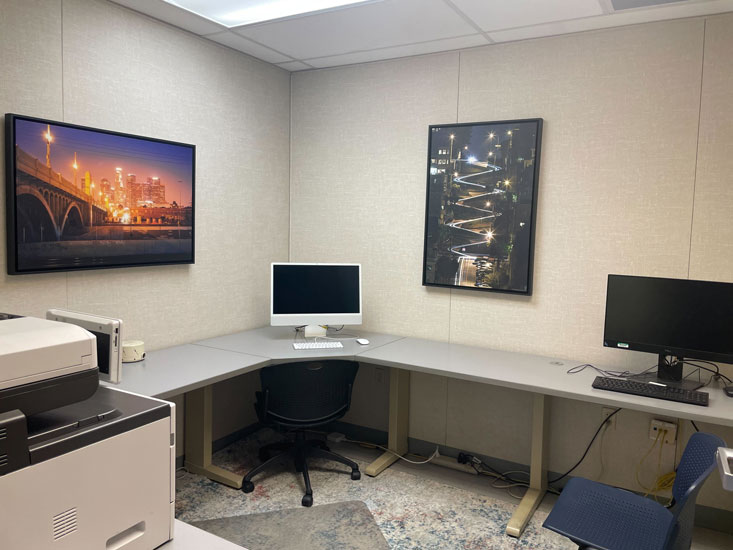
[
  {"x1": 271, "y1": 263, "x2": 362, "y2": 326},
  {"x1": 603, "y1": 275, "x2": 733, "y2": 364}
]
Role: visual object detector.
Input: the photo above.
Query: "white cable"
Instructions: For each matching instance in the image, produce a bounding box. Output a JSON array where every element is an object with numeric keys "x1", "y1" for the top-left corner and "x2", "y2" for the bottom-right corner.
[{"x1": 346, "y1": 438, "x2": 440, "y2": 464}]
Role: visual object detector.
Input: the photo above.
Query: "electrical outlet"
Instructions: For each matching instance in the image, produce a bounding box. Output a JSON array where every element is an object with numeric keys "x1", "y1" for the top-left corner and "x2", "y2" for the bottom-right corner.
[
  {"x1": 649, "y1": 419, "x2": 677, "y2": 444},
  {"x1": 602, "y1": 407, "x2": 618, "y2": 430}
]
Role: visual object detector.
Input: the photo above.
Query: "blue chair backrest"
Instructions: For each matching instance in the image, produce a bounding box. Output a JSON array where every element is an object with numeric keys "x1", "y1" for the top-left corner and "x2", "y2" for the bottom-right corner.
[{"x1": 666, "y1": 432, "x2": 725, "y2": 550}]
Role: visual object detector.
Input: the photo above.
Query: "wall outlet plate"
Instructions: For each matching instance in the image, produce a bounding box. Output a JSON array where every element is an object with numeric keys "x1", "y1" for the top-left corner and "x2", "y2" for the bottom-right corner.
[{"x1": 649, "y1": 419, "x2": 677, "y2": 444}]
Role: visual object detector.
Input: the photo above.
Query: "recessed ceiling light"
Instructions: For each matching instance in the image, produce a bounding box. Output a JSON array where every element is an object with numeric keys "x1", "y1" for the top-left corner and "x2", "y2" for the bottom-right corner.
[{"x1": 164, "y1": 0, "x2": 382, "y2": 27}]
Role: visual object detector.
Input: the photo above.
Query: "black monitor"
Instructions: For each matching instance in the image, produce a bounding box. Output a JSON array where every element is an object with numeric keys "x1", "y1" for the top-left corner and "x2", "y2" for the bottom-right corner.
[{"x1": 603, "y1": 274, "x2": 733, "y2": 390}]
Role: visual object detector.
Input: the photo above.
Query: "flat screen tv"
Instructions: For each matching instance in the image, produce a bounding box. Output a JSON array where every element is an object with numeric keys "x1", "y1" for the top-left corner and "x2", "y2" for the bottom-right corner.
[{"x1": 5, "y1": 114, "x2": 195, "y2": 274}]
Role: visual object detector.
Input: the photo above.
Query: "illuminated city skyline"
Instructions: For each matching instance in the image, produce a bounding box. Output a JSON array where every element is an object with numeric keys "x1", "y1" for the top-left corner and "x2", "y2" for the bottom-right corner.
[{"x1": 15, "y1": 119, "x2": 193, "y2": 207}]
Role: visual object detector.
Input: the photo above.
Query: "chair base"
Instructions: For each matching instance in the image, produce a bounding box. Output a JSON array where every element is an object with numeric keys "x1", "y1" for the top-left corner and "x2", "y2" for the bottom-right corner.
[{"x1": 242, "y1": 431, "x2": 360, "y2": 507}]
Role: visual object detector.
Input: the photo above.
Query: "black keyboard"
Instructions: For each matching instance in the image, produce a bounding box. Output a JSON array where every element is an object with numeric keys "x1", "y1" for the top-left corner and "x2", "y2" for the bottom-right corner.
[{"x1": 592, "y1": 376, "x2": 709, "y2": 406}]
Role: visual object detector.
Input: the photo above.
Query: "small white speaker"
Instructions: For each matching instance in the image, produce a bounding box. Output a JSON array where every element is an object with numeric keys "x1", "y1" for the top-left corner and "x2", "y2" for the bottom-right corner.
[{"x1": 122, "y1": 340, "x2": 146, "y2": 363}]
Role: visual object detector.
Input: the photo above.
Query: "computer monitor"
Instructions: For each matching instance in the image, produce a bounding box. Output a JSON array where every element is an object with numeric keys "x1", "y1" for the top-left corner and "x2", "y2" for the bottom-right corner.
[
  {"x1": 271, "y1": 263, "x2": 362, "y2": 336},
  {"x1": 603, "y1": 274, "x2": 733, "y2": 390}
]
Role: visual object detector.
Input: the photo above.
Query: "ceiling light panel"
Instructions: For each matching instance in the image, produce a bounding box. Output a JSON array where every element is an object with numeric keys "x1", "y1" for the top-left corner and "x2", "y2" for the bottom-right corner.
[
  {"x1": 163, "y1": 0, "x2": 380, "y2": 27},
  {"x1": 450, "y1": 0, "x2": 604, "y2": 32},
  {"x1": 234, "y1": 0, "x2": 478, "y2": 60}
]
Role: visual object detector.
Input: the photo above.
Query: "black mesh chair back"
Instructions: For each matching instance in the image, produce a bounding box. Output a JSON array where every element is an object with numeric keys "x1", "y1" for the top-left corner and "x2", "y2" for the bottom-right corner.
[
  {"x1": 259, "y1": 360, "x2": 359, "y2": 428},
  {"x1": 244, "y1": 360, "x2": 362, "y2": 507}
]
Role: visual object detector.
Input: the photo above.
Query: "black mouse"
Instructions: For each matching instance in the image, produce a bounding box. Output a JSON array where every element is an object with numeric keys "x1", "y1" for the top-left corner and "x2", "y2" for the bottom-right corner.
[{"x1": 725, "y1": 386, "x2": 733, "y2": 398}]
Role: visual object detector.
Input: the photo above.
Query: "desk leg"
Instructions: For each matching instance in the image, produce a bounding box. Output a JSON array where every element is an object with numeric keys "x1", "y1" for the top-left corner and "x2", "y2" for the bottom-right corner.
[
  {"x1": 506, "y1": 393, "x2": 549, "y2": 538},
  {"x1": 365, "y1": 367, "x2": 410, "y2": 477},
  {"x1": 184, "y1": 385, "x2": 243, "y2": 489}
]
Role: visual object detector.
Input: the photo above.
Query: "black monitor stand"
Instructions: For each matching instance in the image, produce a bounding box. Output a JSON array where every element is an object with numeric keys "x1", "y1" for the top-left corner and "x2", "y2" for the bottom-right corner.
[{"x1": 631, "y1": 355, "x2": 704, "y2": 391}]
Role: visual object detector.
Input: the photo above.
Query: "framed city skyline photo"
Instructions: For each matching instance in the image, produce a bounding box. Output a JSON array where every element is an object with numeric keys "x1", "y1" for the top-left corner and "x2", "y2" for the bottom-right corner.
[
  {"x1": 5, "y1": 114, "x2": 195, "y2": 274},
  {"x1": 422, "y1": 119, "x2": 542, "y2": 295}
]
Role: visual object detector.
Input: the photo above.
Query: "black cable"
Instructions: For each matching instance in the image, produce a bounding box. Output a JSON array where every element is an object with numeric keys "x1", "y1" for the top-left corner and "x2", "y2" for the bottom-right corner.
[
  {"x1": 682, "y1": 361, "x2": 732, "y2": 384},
  {"x1": 549, "y1": 408, "x2": 622, "y2": 485},
  {"x1": 568, "y1": 364, "x2": 633, "y2": 378},
  {"x1": 690, "y1": 420, "x2": 700, "y2": 432}
]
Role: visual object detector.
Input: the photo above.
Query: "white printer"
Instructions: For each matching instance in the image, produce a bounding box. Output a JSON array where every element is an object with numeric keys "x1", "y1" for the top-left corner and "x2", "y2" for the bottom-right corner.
[{"x1": 0, "y1": 315, "x2": 175, "y2": 550}]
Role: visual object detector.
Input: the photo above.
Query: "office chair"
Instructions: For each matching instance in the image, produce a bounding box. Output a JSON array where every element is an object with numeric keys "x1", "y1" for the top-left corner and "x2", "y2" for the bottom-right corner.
[
  {"x1": 241, "y1": 360, "x2": 361, "y2": 507},
  {"x1": 543, "y1": 431, "x2": 725, "y2": 550}
]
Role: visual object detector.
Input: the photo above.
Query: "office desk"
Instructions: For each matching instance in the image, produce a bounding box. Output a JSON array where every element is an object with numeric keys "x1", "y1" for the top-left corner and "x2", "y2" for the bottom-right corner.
[
  {"x1": 116, "y1": 327, "x2": 733, "y2": 538},
  {"x1": 357, "y1": 337, "x2": 733, "y2": 536},
  {"x1": 195, "y1": 326, "x2": 404, "y2": 363}
]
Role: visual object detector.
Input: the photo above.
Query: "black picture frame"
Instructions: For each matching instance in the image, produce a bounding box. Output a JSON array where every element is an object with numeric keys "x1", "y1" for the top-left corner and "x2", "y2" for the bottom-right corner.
[
  {"x1": 422, "y1": 118, "x2": 543, "y2": 295},
  {"x1": 5, "y1": 113, "x2": 195, "y2": 275}
]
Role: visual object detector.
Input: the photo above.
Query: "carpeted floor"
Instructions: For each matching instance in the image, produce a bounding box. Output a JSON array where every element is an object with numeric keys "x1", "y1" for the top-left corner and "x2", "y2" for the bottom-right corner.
[{"x1": 176, "y1": 429, "x2": 575, "y2": 549}]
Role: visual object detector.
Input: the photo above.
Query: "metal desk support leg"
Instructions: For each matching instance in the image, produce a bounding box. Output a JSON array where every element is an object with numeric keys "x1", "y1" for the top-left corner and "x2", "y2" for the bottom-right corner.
[
  {"x1": 184, "y1": 385, "x2": 243, "y2": 489},
  {"x1": 365, "y1": 367, "x2": 410, "y2": 477},
  {"x1": 506, "y1": 393, "x2": 550, "y2": 537}
]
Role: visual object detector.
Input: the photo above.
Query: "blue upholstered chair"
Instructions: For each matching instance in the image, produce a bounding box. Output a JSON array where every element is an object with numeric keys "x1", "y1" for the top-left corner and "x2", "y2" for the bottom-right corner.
[{"x1": 543, "y1": 431, "x2": 725, "y2": 550}]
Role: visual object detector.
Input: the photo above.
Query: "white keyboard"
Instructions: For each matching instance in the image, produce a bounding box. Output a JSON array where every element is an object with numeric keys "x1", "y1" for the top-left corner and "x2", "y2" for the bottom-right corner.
[{"x1": 292, "y1": 341, "x2": 344, "y2": 350}]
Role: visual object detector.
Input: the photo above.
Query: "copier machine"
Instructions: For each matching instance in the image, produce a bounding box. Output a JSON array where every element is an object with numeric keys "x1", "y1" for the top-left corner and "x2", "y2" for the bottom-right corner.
[{"x1": 0, "y1": 315, "x2": 175, "y2": 550}]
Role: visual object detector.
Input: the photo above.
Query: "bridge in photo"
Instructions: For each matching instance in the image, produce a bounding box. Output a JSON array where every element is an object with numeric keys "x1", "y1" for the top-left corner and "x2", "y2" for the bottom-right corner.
[{"x1": 14, "y1": 145, "x2": 107, "y2": 242}]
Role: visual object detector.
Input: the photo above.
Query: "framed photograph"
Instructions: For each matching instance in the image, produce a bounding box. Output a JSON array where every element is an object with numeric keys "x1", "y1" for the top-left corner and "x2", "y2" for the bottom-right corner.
[
  {"x1": 422, "y1": 118, "x2": 542, "y2": 295},
  {"x1": 5, "y1": 114, "x2": 195, "y2": 274}
]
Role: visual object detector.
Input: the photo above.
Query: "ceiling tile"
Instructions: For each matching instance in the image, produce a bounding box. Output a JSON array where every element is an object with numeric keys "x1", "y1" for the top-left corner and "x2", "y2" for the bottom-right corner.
[
  {"x1": 205, "y1": 31, "x2": 293, "y2": 63},
  {"x1": 110, "y1": 0, "x2": 226, "y2": 35},
  {"x1": 487, "y1": 0, "x2": 733, "y2": 42},
  {"x1": 303, "y1": 34, "x2": 488, "y2": 68},
  {"x1": 276, "y1": 61, "x2": 314, "y2": 71},
  {"x1": 449, "y1": 0, "x2": 604, "y2": 32},
  {"x1": 233, "y1": 0, "x2": 478, "y2": 59}
]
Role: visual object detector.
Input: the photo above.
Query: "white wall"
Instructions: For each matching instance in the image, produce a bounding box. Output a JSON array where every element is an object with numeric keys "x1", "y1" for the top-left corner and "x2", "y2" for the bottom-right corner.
[
  {"x1": 1, "y1": 0, "x2": 291, "y2": 447},
  {"x1": 291, "y1": 15, "x2": 733, "y2": 511}
]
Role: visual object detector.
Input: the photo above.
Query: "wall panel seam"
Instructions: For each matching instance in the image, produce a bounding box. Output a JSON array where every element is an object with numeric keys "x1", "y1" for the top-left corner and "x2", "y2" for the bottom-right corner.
[{"x1": 687, "y1": 19, "x2": 707, "y2": 279}]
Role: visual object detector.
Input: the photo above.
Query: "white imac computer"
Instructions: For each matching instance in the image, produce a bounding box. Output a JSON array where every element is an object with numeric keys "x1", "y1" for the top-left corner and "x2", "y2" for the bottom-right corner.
[{"x1": 271, "y1": 263, "x2": 362, "y2": 338}]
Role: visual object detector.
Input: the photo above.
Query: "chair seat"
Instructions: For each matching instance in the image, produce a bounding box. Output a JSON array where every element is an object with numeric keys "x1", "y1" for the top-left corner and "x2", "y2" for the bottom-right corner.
[{"x1": 543, "y1": 477, "x2": 674, "y2": 550}]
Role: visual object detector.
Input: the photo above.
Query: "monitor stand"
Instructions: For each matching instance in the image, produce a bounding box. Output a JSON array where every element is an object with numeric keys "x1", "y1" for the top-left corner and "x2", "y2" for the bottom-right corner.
[
  {"x1": 631, "y1": 355, "x2": 704, "y2": 391},
  {"x1": 303, "y1": 325, "x2": 328, "y2": 338}
]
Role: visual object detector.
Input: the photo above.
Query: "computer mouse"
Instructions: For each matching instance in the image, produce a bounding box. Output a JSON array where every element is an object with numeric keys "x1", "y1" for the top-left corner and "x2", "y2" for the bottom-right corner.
[
  {"x1": 356, "y1": 338, "x2": 370, "y2": 345},
  {"x1": 724, "y1": 386, "x2": 733, "y2": 398}
]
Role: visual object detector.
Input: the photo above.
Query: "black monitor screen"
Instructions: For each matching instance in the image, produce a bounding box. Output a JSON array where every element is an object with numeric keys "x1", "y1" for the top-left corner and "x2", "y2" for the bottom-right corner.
[
  {"x1": 604, "y1": 275, "x2": 733, "y2": 363},
  {"x1": 273, "y1": 264, "x2": 360, "y2": 314}
]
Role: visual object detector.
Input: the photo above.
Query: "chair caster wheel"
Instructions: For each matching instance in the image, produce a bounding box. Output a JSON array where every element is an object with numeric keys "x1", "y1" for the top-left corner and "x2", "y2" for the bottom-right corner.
[
  {"x1": 242, "y1": 481, "x2": 255, "y2": 493},
  {"x1": 302, "y1": 494, "x2": 313, "y2": 507},
  {"x1": 351, "y1": 469, "x2": 361, "y2": 480}
]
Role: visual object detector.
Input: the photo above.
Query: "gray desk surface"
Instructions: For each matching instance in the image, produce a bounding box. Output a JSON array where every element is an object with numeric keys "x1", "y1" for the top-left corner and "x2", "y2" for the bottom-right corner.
[
  {"x1": 158, "y1": 520, "x2": 246, "y2": 549},
  {"x1": 112, "y1": 344, "x2": 269, "y2": 399},
  {"x1": 195, "y1": 326, "x2": 404, "y2": 363},
  {"x1": 111, "y1": 328, "x2": 733, "y2": 426},
  {"x1": 357, "y1": 337, "x2": 733, "y2": 427}
]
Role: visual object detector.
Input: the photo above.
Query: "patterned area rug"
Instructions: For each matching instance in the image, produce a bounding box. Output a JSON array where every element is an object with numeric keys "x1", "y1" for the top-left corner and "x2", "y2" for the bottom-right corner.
[
  {"x1": 191, "y1": 500, "x2": 390, "y2": 550},
  {"x1": 176, "y1": 430, "x2": 575, "y2": 549}
]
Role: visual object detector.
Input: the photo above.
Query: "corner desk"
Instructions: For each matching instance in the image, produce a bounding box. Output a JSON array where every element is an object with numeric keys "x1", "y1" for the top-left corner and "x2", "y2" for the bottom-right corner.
[{"x1": 114, "y1": 326, "x2": 733, "y2": 539}]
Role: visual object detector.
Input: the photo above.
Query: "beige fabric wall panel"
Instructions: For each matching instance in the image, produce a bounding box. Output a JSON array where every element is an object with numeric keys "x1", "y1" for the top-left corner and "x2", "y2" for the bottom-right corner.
[
  {"x1": 689, "y1": 14, "x2": 733, "y2": 282},
  {"x1": 59, "y1": 0, "x2": 290, "y2": 349},
  {"x1": 290, "y1": 54, "x2": 456, "y2": 338},
  {"x1": 453, "y1": 19, "x2": 704, "y2": 363},
  {"x1": 408, "y1": 372, "x2": 449, "y2": 444},
  {"x1": 446, "y1": 378, "x2": 534, "y2": 465},
  {"x1": 0, "y1": 0, "x2": 68, "y2": 314},
  {"x1": 341, "y1": 363, "x2": 390, "y2": 431}
]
